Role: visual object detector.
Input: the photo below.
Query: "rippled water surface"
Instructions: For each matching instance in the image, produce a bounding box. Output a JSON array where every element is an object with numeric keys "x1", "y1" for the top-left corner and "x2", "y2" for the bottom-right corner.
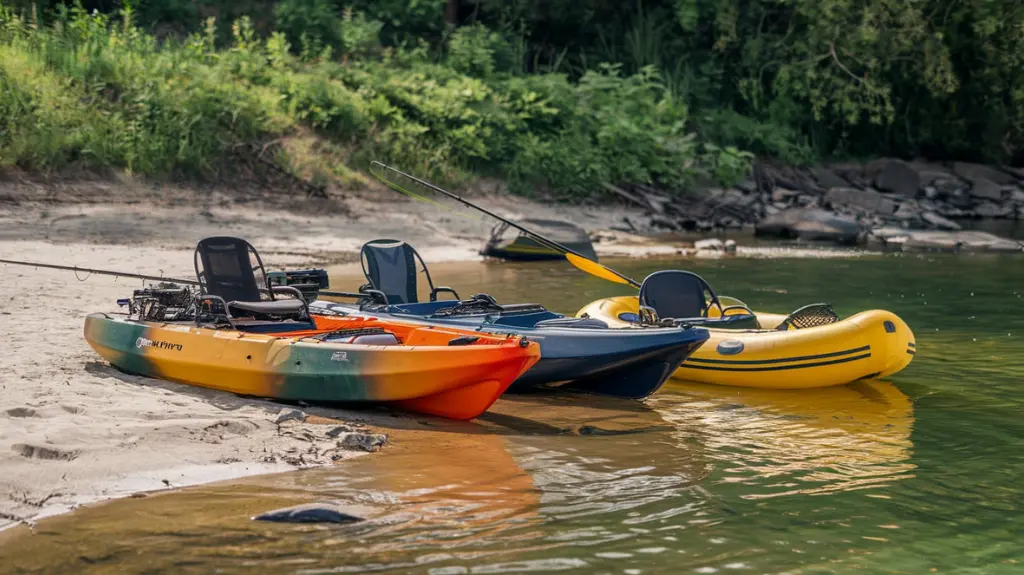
[{"x1": 3, "y1": 252, "x2": 1024, "y2": 574}]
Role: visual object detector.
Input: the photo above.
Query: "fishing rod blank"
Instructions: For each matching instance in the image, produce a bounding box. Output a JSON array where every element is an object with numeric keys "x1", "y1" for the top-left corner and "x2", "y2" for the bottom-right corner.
[{"x1": 0, "y1": 257, "x2": 197, "y2": 284}]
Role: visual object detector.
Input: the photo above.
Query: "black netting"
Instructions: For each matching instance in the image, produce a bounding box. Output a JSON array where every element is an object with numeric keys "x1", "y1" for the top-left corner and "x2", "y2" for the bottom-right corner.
[
  {"x1": 638, "y1": 271, "x2": 713, "y2": 320},
  {"x1": 782, "y1": 304, "x2": 841, "y2": 329}
]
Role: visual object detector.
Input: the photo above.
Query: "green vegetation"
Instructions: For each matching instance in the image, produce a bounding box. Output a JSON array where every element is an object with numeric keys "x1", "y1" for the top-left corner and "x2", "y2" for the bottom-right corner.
[{"x1": 1, "y1": 0, "x2": 1021, "y2": 198}]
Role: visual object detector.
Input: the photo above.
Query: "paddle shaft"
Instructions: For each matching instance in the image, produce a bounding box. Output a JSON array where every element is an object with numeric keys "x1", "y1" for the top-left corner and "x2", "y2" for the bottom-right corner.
[
  {"x1": 371, "y1": 162, "x2": 641, "y2": 287},
  {"x1": 0, "y1": 258, "x2": 199, "y2": 285}
]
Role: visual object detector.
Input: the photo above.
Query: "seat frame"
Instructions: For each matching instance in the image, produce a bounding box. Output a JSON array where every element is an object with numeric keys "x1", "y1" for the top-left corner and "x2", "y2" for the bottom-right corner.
[{"x1": 193, "y1": 236, "x2": 310, "y2": 328}]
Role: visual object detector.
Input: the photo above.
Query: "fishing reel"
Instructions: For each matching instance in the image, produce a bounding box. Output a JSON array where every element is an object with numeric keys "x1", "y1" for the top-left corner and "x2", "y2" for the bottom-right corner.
[{"x1": 119, "y1": 283, "x2": 195, "y2": 322}]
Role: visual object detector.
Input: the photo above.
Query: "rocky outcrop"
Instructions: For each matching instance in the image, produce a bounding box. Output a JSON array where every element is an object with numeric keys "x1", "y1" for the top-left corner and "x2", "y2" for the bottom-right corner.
[{"x1": 606, "y1": 157, "x2": 1024, "y2": 251}]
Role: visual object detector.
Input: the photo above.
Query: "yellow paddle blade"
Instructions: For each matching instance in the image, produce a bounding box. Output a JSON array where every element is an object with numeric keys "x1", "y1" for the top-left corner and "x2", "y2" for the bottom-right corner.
[{"x1": 565, "y1": 253, "x2": 639, "y2": 288}]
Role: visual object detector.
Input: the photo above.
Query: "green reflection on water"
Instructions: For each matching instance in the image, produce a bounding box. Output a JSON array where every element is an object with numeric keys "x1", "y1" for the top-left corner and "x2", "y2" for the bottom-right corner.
[{"x1": 3, "y1": 253, "x2": 1023, "y2": 574}]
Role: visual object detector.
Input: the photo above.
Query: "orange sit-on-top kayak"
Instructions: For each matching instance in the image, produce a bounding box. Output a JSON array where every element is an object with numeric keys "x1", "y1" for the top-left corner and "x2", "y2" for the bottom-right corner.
[{"x1": 84, "y1": 313, "x2": 540, "y2": 420}]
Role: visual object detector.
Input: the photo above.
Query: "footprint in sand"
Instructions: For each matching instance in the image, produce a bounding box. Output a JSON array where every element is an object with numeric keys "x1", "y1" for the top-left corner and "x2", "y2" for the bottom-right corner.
[
  {"x1": 11, "y1": 443, "x2": 81, "y2": 461},
  {"x1": 5, "y1": 407, "x2": 38, "y2": 418}
]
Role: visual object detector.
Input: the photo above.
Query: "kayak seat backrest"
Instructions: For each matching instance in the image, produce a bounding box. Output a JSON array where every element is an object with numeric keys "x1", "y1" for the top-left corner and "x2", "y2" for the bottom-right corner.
[
  {"x1": 361, "y1": 239, "x2": 459, "y2": 305},
  {"x1": 194, "y1": 236, "x2": 310, "y2": 323},
  {"x1": 638, "y1": 270, "x2": 720, "y2": 321},
  {"x1": 195, "y1": 236, "x2": 265, "y2": 303}
]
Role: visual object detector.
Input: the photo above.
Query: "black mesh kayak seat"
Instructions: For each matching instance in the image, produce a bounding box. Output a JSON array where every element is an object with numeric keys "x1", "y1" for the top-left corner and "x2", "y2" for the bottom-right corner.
[
  {"x1": 194, "y1": 236, "x2": 310, "y2": 325},
  {"x1": 638, "y1": 270, "x2": 718, "y2": 323},
  {"x1": 775, "y1": 303, "x2": 840, "y2": 331},
  {"x1": 360, "y1": 239, "x2": 459, "y2": 305},
  {"x1": 637, "y1": 270, "x2": 758, "y2": 327}
]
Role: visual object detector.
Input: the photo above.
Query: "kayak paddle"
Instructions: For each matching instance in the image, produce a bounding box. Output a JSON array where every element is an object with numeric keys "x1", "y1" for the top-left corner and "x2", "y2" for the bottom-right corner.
[{"x1": 369, "y1": 162, "x2": 642, "y2": 289}]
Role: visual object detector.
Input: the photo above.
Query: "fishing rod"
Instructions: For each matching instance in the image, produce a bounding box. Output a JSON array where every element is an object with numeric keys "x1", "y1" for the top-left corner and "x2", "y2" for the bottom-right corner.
[
  {"x1": 1, "y1": 254, "x2": 376, "y2": 300},
  {"x1": 370, "y1": 161, "x2": 642, "y2": 289},
  {"x1": 0, "y1": 258, "x2": 199, "y2": 285}
]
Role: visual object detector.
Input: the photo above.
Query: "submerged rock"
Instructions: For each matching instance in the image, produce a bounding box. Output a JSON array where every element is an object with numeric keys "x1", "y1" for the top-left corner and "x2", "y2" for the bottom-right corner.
[{"x1": 253, "y1": 503, "x2": 364, "y2": 524}]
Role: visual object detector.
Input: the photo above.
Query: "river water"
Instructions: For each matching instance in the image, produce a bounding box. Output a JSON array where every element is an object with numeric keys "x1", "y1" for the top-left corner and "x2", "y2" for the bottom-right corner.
[{"x1": 3, "y1": 252, "x2": 1023, "y2": 574}]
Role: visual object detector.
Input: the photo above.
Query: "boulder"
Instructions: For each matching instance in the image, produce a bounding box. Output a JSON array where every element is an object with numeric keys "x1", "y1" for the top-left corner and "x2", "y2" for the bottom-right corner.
[
  {"x1": 812, "y1": 167, "x2": 851, "y2": 190},
  {"x1": 974, "y1": 202, "x2": 1013, "y2": 218},
  {"x1": 825, "y1": 187, "x2": 897, "y2": 215},
  {"x1": 969, "y1": 178, "x2": 1004, "y2": 201},
  {"x1": 953, "y1": 162, "x2": 1017, "y2": 186},
  {"x1": 755, "y1": 208, "x2": 862, "y2": 244},
  {"x1": 922, "y1": 212, "x2": 962, "y2": 231},
  {"x1": 908, "y1": 162, "x2": 956, "y2": 187},
  {"x1": 1009, "y1": 188, "x2": 1024, "y2": 204},
  {"x1": 875, "y1": 160, "x2": 921, "y2": 197}
]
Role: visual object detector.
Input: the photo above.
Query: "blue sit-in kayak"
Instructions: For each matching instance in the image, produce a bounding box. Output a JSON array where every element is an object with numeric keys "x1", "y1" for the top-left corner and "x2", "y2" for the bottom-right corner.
[{"x1": 309, "y1": 298, "x2": 710, "y2": 400}]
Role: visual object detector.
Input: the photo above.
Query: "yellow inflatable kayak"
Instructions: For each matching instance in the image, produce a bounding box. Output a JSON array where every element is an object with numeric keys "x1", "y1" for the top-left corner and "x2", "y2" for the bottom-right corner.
[{"x1": 577, "y1": 296, "x2": 916, "y2": 389}]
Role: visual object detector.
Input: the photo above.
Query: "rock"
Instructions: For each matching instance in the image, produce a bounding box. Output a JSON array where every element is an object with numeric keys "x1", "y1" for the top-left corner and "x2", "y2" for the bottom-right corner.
[
  {"x1": 1000, "y1": 165, "x2": 1024, "y2": 181},
  {"x1": 933, "y1": 178, "x2": 968, "y2": 198},
  {"x1": 735, "y1": 180, "x2": 758, "y2": 194},
  {"x1": 923, "y1": 186, "x2": 938, "y2": 199},
  {"x1": 975, "y1": 202, "x2": 1013, "y2": 218},
  {"x1": 1009, "y1": 188, "x2": 1024, "y2": 204},
  {"x1": 812, "y1": 167, "x2": 850, "y2": 190},
  {"x1": 825, "y1": 187, "x2": 897, "y2": 215},
  {"x1": 340, "y1": 433, "x2": 388, "y2": 452},
  {"x1": 274, "y1": 408, "x2": 307, "y2": 424},
  {"x1": 870, "y1": 226, "x2": 912, "y2": 240},
  {"x1": 1019, "y1": 206, "x2": 1024, "y2": 219},
  {"x1": 325, "y1": 425, "x2": 354, "y2": 438},
  {"x1": 253, "y1": 503, "x2": 364, "y2": 524},
  {"x1": 772, "y1": 187, "x2": 800, "y2": 203},
  {"x1": 795, "y1": 194, "x2": 817, "y2": 206},
  {"x1": 764, "y1": 204, "x2": 781, "y2": 215},
  {"x1": 650, "y1": 215, "x2": 679, "y2": 231},
  {"x1": 875, "y1": 160, "x2": 920, "y2": 197},
  {"x1": 755, "y1": 208, "x2": 862, "y2": 244},
  {"x1": 892, "y1": 203, "x2": 921, "y2": 221},
  {"x1": 954, "y1": 231, "x2": 1022, "y2": 252},
  {"x1": 910, "y1": 164, "x2": 956, "y2": 187},
  {"x1": 695, "y1": 238, "x2": 725, "y2": 251},
  {"x1": 724, "y1": 239, "x2": 737, "y2": 253},
  {"x1": 969, "y1": 178, "x2": 1004, "y2": 201},
  {"x1": 902, "y1": 232, "x2": 963, "y2": 253},
  {"x1": 922, "y1": 212, "x2": 962, "y2": 231},
  {"x1": 953, "y1": 162, "x2": 1018, "y2": 186}
]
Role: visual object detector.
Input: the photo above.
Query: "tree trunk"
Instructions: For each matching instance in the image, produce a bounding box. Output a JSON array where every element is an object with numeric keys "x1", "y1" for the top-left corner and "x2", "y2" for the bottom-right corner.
[{"x1": 445, "y1": 0, "x2": 460, "y2": 26}]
